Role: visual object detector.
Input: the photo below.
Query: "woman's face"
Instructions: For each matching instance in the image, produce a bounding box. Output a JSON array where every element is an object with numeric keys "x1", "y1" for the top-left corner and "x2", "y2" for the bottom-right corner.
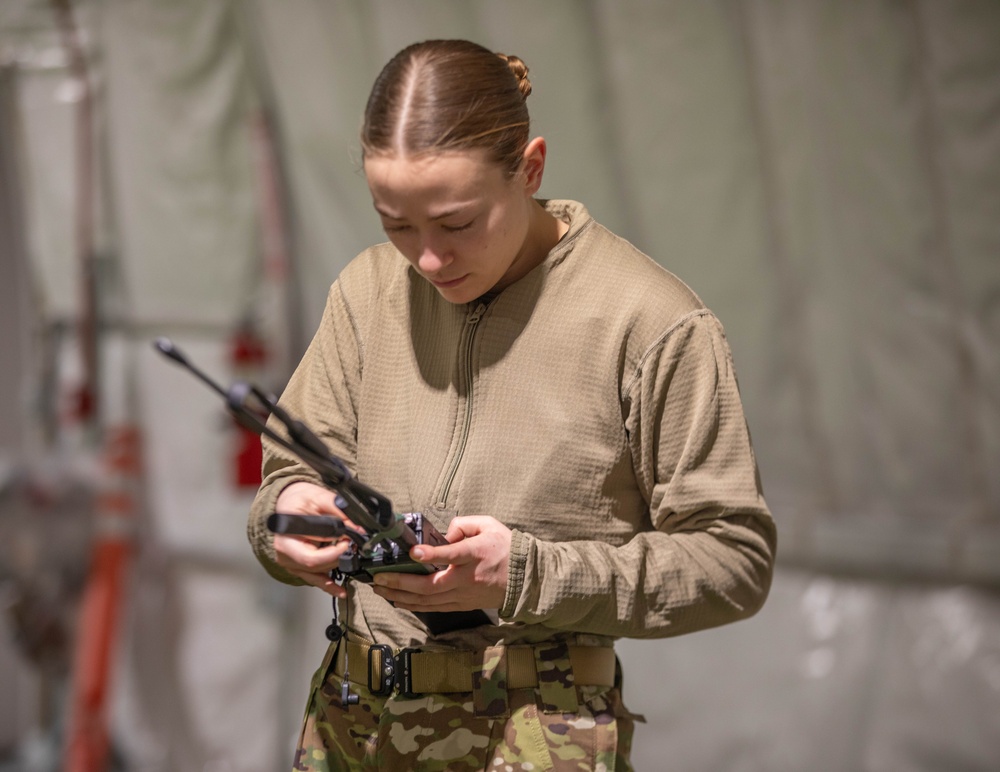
[{"x1": 364, "y1": 148, "x2": 539, "y2": 304}]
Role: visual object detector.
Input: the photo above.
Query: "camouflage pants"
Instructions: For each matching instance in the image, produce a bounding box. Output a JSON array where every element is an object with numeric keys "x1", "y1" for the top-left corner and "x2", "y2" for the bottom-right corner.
[{"x1": 292, "y1": 641, "x2": 638, "y2": 771}]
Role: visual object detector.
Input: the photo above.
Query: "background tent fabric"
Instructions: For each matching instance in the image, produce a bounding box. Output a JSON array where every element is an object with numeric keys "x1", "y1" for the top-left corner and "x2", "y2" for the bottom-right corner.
[{"x1": 1, "y1": 1, "x2": 998, "y2": 770}]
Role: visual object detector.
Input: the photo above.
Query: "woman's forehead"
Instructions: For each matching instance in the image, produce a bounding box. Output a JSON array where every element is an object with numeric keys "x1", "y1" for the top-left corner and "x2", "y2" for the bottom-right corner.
[{"x1": 364, "y1": 150, "x2": 509, "y2": 213}]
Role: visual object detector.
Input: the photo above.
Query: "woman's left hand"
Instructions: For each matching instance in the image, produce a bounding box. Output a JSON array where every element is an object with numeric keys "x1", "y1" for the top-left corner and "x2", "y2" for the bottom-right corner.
[{"x1": 371, "y1": 515, "x2": 511, "y2": 612}]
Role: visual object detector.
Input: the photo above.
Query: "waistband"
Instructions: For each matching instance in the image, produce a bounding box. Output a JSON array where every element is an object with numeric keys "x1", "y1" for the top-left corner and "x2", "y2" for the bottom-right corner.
[{"x1": 335, "y1": 639, "x2": 616, "y2": 697}]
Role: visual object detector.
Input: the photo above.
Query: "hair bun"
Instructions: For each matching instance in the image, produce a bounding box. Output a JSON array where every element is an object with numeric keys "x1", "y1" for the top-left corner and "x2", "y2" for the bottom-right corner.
[{"x1": 497, "y1": 53, "x2": 532, "y2": 99}]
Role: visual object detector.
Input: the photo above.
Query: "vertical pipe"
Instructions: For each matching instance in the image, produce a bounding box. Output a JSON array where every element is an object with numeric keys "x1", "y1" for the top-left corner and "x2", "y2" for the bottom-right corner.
[{"x1": 52, "y1": 0, "x2": 99, "y2": 428}]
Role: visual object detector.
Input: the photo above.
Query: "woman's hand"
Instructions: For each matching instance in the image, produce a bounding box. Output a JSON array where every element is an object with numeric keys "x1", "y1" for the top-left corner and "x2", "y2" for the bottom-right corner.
[
  {"x1": 371, "y1": 516, "x2": 511, "y2": 612},
  {"x1": 272, "y1": 481, "x2": 358, "y2": 598}
]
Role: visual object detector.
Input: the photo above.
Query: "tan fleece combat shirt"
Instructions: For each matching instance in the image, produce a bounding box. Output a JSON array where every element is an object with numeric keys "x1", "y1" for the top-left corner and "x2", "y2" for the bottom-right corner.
[{"x1": 248, "y1": 200, "x2": 776, "y2": 653}]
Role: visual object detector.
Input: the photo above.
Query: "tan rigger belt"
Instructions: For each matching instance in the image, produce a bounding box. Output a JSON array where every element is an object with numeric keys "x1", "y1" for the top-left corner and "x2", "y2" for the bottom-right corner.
[{"x1": 336, "y1": 639, "x2": 616, "y2": 697}]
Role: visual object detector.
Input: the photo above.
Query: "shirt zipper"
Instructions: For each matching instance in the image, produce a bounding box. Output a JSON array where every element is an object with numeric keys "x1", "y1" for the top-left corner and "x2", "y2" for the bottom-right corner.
[{"x1": 436, "y1": 301, "x2": 487, "y2": 508}]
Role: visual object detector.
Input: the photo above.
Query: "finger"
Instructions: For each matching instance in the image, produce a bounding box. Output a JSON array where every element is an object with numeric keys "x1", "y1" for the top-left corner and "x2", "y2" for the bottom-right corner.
[
  {"x1": 416, "y1": 516, "x2": 499, "y2": 562},
  {"x1": 372, "y1": 567, "x2": 456, "y2": 598},
  {"x1": 277, "y1": 481, "x2": 338, "y2": 513},
  {"x1": 375, "y1": 576, "x2": 476, "y2": 613},
  {"x1": 371, "y1": 569, "x2": 497, "y2": 611},
  {"x1": 444, "y1": 516, "x2": 491, "y2": 541},
  {"x1": 275, "y1": 535, "x2": 352, "y2": 571},
  {"x1": 409, "y1": 536, "x2": 481, "y2": 566},
  {"x1": 292, "y1": 569, "x2": 347, "y2": 599},
  {"x1": 275, "y1": 484, "x2": 365, "y2": 534},
  {"x1": 275, "y1": 533, "x2": 350, "y2": 561}
]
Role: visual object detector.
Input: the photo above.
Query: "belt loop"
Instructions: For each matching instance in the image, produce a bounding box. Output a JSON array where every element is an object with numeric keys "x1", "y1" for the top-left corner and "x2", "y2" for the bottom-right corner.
[
  {"x1": 473, "y1": 645, "x2": 509, "y2": 718},
  {"x1": 534, "y1": 641, "x2": 578, "y2": 714}
]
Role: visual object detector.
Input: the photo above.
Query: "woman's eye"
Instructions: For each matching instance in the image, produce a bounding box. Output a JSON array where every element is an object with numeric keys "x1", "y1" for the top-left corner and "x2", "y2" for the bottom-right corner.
[
  {"x1": 383, "y1": 224, "x2": 411, "y2": 234},
  {"x1": 443, "y1": 221, "x2": 474, "y2": 233}
]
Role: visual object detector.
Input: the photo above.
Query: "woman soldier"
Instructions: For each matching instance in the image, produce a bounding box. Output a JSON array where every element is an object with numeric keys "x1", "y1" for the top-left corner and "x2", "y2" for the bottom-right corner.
[{"x1": 248, "y1": 38, "x2": 776, "y2": 771}]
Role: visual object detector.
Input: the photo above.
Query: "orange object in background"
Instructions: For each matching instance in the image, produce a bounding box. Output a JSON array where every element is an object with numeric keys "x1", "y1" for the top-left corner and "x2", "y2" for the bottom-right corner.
[{"x1": 63, "y1": 425, "x2": 141, "y2": 772}]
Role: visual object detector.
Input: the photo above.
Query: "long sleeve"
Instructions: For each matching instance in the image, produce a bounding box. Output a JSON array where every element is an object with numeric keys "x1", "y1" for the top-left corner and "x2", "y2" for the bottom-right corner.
[
  {"x1": 500, "y1": 311, "x2": 776, "y2": 638},
  {"x1": 246, "y1": 280, "x2": 364, "y2": 585},
  {"x1": 243, "y1": 203, "x2": 777, "y2": 650}
]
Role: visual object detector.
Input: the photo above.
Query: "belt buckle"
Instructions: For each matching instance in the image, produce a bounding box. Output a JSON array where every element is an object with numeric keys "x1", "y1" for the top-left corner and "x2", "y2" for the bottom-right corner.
[
  {"x1": 368, "y1": 645, "x2": 417, "y2": 697},
  {"x1": 394, "y1": 648, "x2": 417, "y2": 697},
  {"x1": 367, "y1": 644, "x2": 395, "y2": 696}
]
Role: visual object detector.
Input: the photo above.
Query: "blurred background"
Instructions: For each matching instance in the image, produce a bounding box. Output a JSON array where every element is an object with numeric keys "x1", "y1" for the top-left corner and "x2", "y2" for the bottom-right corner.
[{"x1": 1, "y1": 1, "x2": 998, "y2": 770}]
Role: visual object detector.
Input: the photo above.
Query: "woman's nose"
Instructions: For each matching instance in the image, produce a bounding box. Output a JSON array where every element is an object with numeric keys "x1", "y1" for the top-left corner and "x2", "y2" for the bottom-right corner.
[{"x1": 417, "y1": 239, "x2": 452, "y2": 273}]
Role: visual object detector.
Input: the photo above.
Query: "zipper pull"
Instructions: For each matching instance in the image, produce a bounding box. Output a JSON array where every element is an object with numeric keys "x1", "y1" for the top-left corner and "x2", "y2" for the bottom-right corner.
[{"x1": 466, "y1": 302, "x2": 487, "y2": 324}]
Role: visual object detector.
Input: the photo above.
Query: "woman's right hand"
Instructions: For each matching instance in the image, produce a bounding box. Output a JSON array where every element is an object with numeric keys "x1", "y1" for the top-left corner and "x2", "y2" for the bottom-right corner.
[{"x1": 272, "y1": 481, "x2": 357, "y2": 598}]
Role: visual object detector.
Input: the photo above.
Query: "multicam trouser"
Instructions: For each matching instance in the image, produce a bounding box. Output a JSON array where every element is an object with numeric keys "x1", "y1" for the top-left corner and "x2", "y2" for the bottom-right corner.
[{"x1": 293, "y1": 640, "x2": 639, "y2": 771}]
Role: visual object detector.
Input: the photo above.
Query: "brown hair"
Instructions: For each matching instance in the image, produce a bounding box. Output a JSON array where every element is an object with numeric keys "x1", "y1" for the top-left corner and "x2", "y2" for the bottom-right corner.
[{"x1": 361, "y1": 39, "x2": 532, "y2": 175}]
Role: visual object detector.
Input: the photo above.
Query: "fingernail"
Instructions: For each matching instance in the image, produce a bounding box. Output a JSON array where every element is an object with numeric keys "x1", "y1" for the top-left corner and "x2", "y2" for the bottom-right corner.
[{"x1": 412, "y1": 547, "x2": 426, "y2": 560}]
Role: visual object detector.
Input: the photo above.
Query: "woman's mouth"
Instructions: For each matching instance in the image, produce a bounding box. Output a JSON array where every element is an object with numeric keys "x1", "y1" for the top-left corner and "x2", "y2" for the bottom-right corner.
[{"x1": 431, "y1": 274, "x2": 468, "y2": 289}]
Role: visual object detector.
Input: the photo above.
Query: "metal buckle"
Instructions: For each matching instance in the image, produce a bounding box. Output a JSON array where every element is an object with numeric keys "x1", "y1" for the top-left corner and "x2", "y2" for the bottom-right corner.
[
  {"x1": 367, "y1": 644, "x2": 395, "y2": 696},
  {"x1": 394, "y1": 648, "x2": 417, "y2": 697},
  {"x1": 367, "y1": 645, "x2": 419, "y2": 697}
]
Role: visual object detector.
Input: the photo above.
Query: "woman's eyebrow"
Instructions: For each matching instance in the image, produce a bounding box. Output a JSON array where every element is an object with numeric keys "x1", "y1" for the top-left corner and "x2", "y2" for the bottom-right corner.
[
  {"x1": 428, "y1": 206, "x2": 475, "y2": 221},
  {"x1": 372, "y1": 203, "x2": 402, "y2": 219},
  {"x1": 373, "y1": 203, "x2": 477, "y2": 221}
]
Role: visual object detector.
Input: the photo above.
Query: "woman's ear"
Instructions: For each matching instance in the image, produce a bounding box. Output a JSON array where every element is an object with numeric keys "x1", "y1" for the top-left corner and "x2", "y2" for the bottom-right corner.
[{"x1": 520, "y1": 137, "x2": 548, "y2": 195}]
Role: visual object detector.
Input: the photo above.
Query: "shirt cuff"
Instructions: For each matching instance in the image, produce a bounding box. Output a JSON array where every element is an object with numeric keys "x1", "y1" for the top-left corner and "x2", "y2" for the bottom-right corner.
[{"x1": 500, "y1": 527, "x2": 533, "y2": 619}]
